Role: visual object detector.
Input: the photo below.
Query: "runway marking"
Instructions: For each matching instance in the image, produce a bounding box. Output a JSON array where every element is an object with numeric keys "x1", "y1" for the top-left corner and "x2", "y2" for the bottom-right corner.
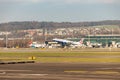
[
  {"x1": 64, "y1": 71, "x2": 88, "y2": 73},
  {"x1": 64, "y1": 70, "x2": 120, "y2": 74},
  {"x1": 18, "y1": 73, "x2": 48, "y2": 76},
  {"x1": 94, "y1": 71, "x2": 120, "y2": 74},
  {"x1": 0, "y1": 70, "x2": 31, "y2": 72},
  {"x1": 0, "y1": 73, "x2": 48, "y2": 78},
  {"x1": 0, "y1": 74, "x2": 48, "y2": 79}
]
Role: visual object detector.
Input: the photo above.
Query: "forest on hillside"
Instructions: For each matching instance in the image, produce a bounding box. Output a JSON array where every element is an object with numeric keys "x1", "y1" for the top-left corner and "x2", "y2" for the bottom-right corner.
[{"x1": 0, "y1": 20, "x2": 120, "y2": 31}]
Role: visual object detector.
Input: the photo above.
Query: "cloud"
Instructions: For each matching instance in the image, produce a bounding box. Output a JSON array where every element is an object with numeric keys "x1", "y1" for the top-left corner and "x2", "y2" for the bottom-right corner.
[
  {"x1": 91, "y1": 0, "x2": 116, "y2": 4},
  {"x1": 0, "y1": 0, "x2": 44, "y2": 4},
  {"x1": 0, "y1": 0, "x2": 119, "y2": 4},
  {"x1": 64, "y1": 0, "x2": 118, "y2": 4}
]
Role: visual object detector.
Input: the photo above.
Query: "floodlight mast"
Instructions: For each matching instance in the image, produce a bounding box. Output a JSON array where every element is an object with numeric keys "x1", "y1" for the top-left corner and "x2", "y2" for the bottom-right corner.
[
  {"x1": 42, "y1": 22, "x2": 47, "y2": 42},
  {"x1": 5, "y1": 32, "x2": 8, "y2": 48}
]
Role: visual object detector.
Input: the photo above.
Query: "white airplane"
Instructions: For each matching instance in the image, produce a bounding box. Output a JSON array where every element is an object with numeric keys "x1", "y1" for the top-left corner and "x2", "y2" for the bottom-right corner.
[
  {"x1": 115, "y1": 42, "x2": 120, "y2": 48},
  {"x1": 29, "y1": 41, "x2": 45, "y2": 48},
  {"x1": 52, "y1": 38, "x2": 85, "y2": 48},
  {"x1": 90, "y1": 42, "x2": 102, "y2": 48}
]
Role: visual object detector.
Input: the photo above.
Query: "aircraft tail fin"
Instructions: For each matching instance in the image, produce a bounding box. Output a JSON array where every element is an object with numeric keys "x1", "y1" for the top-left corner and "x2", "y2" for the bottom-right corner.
[
  {"x1": 28, "y1": 41, "x2": 33, "y2": 46},
  {"x1": 79, "y1": 38, "x2": 84, "y2": 44}
]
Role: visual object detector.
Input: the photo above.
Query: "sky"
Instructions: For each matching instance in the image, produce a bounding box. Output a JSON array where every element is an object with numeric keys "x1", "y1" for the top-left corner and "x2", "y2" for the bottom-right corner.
[{"x1": 0, "y1": 0, "x2": 120, "y2": 23}]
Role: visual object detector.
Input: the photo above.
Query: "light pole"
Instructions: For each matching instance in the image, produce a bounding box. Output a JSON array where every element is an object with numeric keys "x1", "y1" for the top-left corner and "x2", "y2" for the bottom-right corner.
[
  {"x1": 5, "y1": 32, "x2": 8, "y2": 48},
  {"x1": 84, "y1": 29, "x2": 90, "y2": 46},
  {"x1": 88, "y1": 27, "x2": 90, "y2": 43}
]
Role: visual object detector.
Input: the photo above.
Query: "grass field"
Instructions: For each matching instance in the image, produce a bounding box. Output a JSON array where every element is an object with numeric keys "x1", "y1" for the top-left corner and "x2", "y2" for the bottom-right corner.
[{"x1": 0, "y1": 48, "x2": 120, "y2": 63}]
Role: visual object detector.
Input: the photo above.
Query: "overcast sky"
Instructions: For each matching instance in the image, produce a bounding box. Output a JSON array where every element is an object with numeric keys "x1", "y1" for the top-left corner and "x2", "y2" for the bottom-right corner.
[{"x1": 0, "y1": 0, "x2": 120, "y2": 23}]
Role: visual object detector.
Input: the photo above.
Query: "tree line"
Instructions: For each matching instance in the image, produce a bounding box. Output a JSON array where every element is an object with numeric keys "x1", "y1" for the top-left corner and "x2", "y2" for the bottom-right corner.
[{"x1": 0, "y1": 20, "x2": 120, "y2": 31}]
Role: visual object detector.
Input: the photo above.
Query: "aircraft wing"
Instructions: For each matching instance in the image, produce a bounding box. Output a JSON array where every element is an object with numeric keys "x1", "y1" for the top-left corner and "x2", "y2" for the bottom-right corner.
[
  {"x1": 53, "y1": 38, "x2": 72, "y2": 47},
  {"x1": 53, "y1": 38, "x2": 72, "y2": 43}
]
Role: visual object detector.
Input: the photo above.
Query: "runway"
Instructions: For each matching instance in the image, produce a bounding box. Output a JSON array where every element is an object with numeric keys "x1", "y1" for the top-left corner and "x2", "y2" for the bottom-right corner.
[{"x1": 0, "y1": 63, "x2": 120, "y2": 80}]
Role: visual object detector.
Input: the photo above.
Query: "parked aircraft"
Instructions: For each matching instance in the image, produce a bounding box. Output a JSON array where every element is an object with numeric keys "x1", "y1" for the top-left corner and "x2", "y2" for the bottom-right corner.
[
  {"x1": 29, "y1": 41, "x2": 45, "y2": 48},
  {"x1": 86, "y1": 41, "x2": 102, "y2": 48},
  {"x1": 52, "y1": 38, "x2": 85, "y2": 48},
  {"x1": 115, "y1": 42, "x2": 120, "y2": 48},
  {"x1": 90, "y1": 42, "x2": 102, "y2": 48}
]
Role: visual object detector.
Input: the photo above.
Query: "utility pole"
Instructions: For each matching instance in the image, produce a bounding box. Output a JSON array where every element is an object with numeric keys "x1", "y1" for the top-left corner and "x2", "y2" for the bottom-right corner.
[
  {"x1": 88, "y1": 27, "x2": 90, "y2": 43},
  {"x1": 42, "y1": 22, "x2": 47, "y2": 42},
  {"x1": 5, "y1": 32, "x2": 8, "y2": 48}
]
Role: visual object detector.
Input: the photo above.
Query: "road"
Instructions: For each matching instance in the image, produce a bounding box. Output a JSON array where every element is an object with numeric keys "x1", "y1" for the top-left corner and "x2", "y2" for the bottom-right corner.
[{"x1": 0, "y1": 63, "x2": 120, "y2": 80}]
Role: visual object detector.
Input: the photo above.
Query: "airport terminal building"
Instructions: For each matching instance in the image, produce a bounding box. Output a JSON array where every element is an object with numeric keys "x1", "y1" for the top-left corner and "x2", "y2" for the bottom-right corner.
[
  {"x1": 85, "y1": 35, "x2": 120, "y2": 47},
  {"x1": 70, "y1": 35, "x2": 120, "y2": 47}
]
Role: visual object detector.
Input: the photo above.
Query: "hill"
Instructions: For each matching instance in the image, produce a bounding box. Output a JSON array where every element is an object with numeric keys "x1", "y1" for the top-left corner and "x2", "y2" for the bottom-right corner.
[{"x1": 0, "y1": 20, "x2": 120, "y2": 31}]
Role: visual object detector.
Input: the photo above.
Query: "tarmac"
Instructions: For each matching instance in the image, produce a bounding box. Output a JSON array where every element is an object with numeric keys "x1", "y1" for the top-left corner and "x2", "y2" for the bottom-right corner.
[
  {"x1": 0, "y1": 48, "x2": 120, "y2": 80},
  {"x1": 0, "y1": 63, "x2": 120, "y2": 80}
]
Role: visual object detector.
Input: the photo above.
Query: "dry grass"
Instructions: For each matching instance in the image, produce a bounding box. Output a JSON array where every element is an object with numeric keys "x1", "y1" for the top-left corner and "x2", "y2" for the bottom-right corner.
[{"x1": 0, "y1": 48, "x2": 120, "y2": 63}]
